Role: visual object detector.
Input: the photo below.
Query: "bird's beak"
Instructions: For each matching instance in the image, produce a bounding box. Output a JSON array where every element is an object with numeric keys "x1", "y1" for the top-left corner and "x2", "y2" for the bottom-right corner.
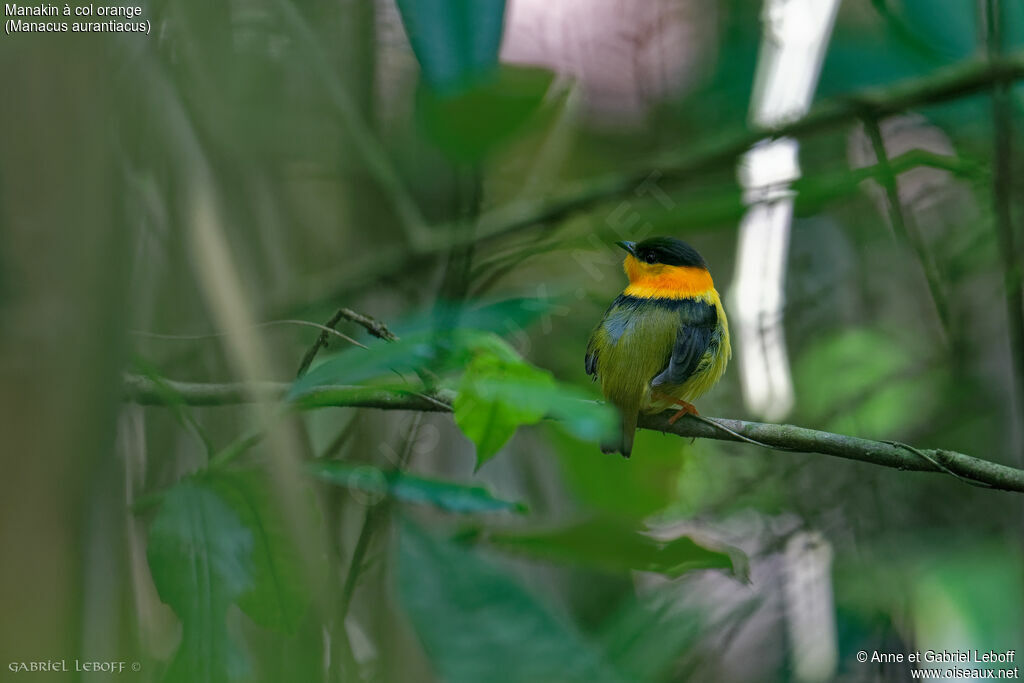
[{"x1": 615, "y1": 241, "x2": 637, "y2": 256}]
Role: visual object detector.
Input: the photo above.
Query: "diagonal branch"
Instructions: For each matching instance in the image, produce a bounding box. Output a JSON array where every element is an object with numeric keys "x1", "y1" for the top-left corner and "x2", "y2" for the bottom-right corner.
[
  {"x1": 278, "y1": 53, "x2": 1024, "y2": 316},
  {"x1": 862, "y1": 117, "x2": 952, "y2": 336},
  {"x1": 123, "y1": 374, "x2": 1024, "y2": 494}
]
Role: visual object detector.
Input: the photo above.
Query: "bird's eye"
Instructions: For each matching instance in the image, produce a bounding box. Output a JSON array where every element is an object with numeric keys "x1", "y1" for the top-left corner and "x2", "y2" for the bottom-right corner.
[{"x1": 643, "y1": 251, "x2": 657, "y2": 264}]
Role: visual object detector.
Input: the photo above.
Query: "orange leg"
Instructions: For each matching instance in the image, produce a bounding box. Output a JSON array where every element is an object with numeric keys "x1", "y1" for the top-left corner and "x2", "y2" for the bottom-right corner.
[
  {"x1": 651, "y1": 391, "x2": 700, "y2": 424},
  {"x1": 667, "y1": 402, "x2": 699, "y2": 425}
]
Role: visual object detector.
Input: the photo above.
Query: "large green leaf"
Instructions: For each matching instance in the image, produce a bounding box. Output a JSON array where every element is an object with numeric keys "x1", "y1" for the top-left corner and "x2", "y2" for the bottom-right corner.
[
  {"x1": 289, "y1": 299, "x2": 546, "y2": 399},
  {"x1": 395, "y1": 0, "x2": 506, "y2": 95},
  {"x1": 199, "y1": 471, "x2": 312, "y2": 634},
  {"x1": 289, "y1": 327, "x2": 496, "y2": 400},
  {"x1": 454, "y1": 353, "x2": 552, "y2": 468},
  {"x1": 397, "y1": 0, "x2": 549, "y2": 159},
  {"x1": 397, "y1": 521, "x2": 626, "y2": 683},
  {"x1": 147, "y1": 482, "x2": 253, "y2": 683},
  {"x1": 147, "y1": 472, "x2": 314, "y2": 682},
  {"x1": 483, "y1": 518, "x2": 745, "y2": 580},
  {"x1": 418, "y1": 65, "x2": 554, "y2": 161},
  {"x1": 454, "y1": 351, "x2": 617, "y2": 469},
  {"x1": 308, "y1": 461, "x2": 526, "y2": 514}
]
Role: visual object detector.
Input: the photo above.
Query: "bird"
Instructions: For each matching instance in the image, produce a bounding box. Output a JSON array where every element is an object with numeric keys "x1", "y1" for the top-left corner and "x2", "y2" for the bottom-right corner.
[{"x1": 585, "y1": 236, "x2": 731, "y2": 457}]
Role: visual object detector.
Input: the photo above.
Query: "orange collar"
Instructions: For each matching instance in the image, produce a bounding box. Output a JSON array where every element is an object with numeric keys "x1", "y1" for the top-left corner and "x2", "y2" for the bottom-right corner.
[{"x1": 622, "y1": 255, "x2": 714, "y2": 299}]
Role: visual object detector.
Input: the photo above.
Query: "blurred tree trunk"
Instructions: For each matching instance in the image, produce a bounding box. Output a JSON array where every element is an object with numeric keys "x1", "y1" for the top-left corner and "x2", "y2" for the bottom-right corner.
[{"x1": 0, "y1": 35, "x2": 133, "y2": 667}]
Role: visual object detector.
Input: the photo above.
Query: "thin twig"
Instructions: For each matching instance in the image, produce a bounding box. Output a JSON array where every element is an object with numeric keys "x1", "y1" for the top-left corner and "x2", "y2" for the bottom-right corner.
[
  {"x1": 295, "y1": 308, "x2": 396, "y2": 378},
  {"x1": 862, "y1": 116, "x2": 952, "y2": 335},
  {"x1": 336, "y1": 414, "x2": 423, "y2": 621},
  {"x1": 986, "y1": 0, "x2": 1024, "y2": 463},
  {"x1": 132, "y1": 319, "x2": 365, "y2": 347},
  {"x1": 122, "y1": 374, "x2": 1024, "y2": 493},
  {"x1": 336, "y1": 308, "x2": 398, "y2": 341},
  {"x1": 321, "y1": 419, "x2": 361, "y2": 682}
]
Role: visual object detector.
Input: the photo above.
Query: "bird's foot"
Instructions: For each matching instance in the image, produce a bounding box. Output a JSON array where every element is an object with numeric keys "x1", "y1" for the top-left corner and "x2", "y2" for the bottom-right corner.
[{"x1": 667, "y1": 402, "x2": 699, "y2": 425}]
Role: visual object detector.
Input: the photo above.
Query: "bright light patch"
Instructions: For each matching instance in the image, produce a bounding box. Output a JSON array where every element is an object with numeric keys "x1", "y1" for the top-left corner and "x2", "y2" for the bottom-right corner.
[{"x1": 728, "y1": 0, "x2": 840, "y2": 421}]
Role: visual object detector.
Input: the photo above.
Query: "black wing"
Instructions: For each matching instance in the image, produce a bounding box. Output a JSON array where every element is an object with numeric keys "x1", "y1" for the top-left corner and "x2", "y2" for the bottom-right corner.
[
  {"x1": 585, "y1": 334, "x2": 599, "y2": 377},
  {"x1": 651, "y1": 299, "x2": 717, "y2": 387}
]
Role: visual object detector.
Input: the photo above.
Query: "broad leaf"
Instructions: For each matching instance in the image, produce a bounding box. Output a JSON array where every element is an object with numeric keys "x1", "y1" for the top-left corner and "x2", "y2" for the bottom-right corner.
[
  {"x1": 147, "y1": 482, "x2": 253, "y2": 683},
  {"x1": 454, "y1": 353, "x2": 552, "y2": 468},
  {"x1": 147, "y1": 472, "x2": 314, "y2": 682},
  {"x1": 289, "y1": 298, "x2": 546, "y2": 399},
  {"x1": 199, "y1": 471, "x2": 311, "y2": 634},
  {"x1": 398, "y1": 521, "x2": 626, "y2": 683},
  {"x1": 418, "y1": 65, "x2": 554, "y2": 161},
  {"x1": 395, "y1": 0, "x2": 506, "y2": 95},
  {"x1": 454, "y1": 351, "x2": 617, "y2": 469},
  {"x1": 308, "y1": 461, "x2": 526, "y2": 514}
]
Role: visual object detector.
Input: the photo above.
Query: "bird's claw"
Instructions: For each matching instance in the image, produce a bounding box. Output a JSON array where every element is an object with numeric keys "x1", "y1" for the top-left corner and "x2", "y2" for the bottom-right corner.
[{"x1": 667, "y1": 402, "x2": 699, "y2": 425}]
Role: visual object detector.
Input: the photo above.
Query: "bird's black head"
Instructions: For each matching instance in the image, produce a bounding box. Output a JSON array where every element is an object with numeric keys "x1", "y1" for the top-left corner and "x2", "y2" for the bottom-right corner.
[{"x1": 616, "y1": 237, "x2": 707, "y2": 268}]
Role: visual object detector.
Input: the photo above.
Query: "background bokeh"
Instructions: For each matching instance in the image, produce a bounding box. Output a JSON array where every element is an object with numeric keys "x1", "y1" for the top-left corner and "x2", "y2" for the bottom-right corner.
[{"x1": 2, "y1": 1, "x2": 1023, "y2": 681}]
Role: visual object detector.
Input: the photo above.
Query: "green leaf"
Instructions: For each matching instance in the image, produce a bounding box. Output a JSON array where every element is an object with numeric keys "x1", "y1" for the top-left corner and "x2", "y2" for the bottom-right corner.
[
  {"x1": 289, "y1": 298, "x2": 548, "y2": 400},
  {"x1": 418, "y1": 65, "x2": 554, "y2": 161},
  {"x1": 898, "y1": 0, "x2": 976, "y2": 62},
  {"x1": 308, "y1": 461, "x2": 526, "y2": 514},
  {"x1": 146, "y1": 472, "x2": 314, "y2": 681},
  {"x1": 199, "y1": 471, "x2": 312, "y2": 634},
  {"x1": 454, "y1": 351, "x2": 617, "y2": 469},
  {"x1": 395, "y1": 0, "x2": 506, "y2": 95},
  {"x1": 484, "y1": 518, "x2": 745, "y2": 580},
  {"x1": 288, "y1": 330, "x2": 446, "y2": 399},
  {"x1": 397, "y1": 520, "x2": 626, "y2": 683},
  {"x1": 454, "y1": 353, "x2": 552, "y2": 468},
  {"x1": 147, "y1": 481, "x2": 253, "y2": 683}
]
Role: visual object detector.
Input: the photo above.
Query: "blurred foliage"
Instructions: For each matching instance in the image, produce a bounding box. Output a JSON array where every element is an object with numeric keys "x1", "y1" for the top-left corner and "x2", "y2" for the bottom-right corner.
[
  {"x1": 146, "y1": 471, "x2": 314, "y2": 681},
  {"x1": 794, "y1": 328, "x2": 946, "y2": 438},
  {"x1": 479, "y1": 518, "x2": 744, "y2": 580},
  {"x1": 397, "y1": 520, "x2": 627, "y2": 683},
  {"x1": 395, "y1": 0, "x2": 506, "y2": 95},
  {"x1": 309, "y1": 460, "x2": 527, "y2": 513}
]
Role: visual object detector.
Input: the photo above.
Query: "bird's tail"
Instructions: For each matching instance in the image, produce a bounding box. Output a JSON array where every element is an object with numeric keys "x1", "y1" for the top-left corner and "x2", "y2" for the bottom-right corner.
[{"x1": 601, "y1": 409, "x2": 638, "y2": 458}]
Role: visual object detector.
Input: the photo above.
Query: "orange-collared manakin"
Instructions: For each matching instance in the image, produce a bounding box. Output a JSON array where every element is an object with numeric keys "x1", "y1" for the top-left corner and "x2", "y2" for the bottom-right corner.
[{"x1": 585, "y1": 237, "x2": 732, "y2": 457}]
